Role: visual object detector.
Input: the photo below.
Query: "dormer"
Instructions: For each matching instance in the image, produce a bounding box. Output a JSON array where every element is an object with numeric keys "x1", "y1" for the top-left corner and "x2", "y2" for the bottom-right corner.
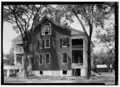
[{"x1": 41, "y1": 23, "x2": 51, "y2": 35}]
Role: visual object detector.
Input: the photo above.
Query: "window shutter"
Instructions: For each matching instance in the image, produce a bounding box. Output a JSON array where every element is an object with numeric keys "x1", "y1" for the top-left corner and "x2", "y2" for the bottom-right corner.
[
  {"x1": 42, "y1": 40, "x2": 44, "y2": 49},
  {"x1": 38, "y1": 40, "x2": 39, "y2": 48},
  {"x1": 60, "y1": 38, "x2": 62, "y2": 48}
]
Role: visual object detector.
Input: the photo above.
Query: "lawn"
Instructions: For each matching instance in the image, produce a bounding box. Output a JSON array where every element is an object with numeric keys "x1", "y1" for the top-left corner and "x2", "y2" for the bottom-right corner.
[{"x1": 3, "y1": 72, "x2": 115, "y2": 85}]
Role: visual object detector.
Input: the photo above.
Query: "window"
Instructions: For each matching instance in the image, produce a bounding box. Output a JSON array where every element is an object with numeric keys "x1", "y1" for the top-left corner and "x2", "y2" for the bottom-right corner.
[
  {"x1": 40, "y1": 71, "x2": 43, "y2": 75},
  {"x1": 63, "y1": 70, "x2": 67, "y2": 75},
  {"x1": 39, "y1": 54, "x2": 42, "y2": 64},
  {"x1": 60, "y1": 38, "x2": 69, "y2": 47},
  {"x1": 45, "y1": 39, "x2": 50, "y2": 48},
  {"x1": 41, "y1": 25, "x2": 51, "y2": 35},
  {"x1": 46, "y1": 53, "x2": 50, "y2": 64},
  {"x1": 63, "y1": 53, "x2": 67, "y2": 63}
]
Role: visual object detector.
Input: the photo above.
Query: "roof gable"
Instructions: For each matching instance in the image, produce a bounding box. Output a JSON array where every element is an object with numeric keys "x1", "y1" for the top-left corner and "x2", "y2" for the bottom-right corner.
[{"x1": 35, "y1": 16, "x2": 85, "y2": 36}]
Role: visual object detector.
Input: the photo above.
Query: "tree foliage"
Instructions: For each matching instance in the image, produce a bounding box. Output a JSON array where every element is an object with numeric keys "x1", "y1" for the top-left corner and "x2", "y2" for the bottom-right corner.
[
  {"x1": 96, "y1": 26, "x2": 115, "y2": 55},
  {"x1": 3, "y1": 5, "x2": 47, "y2": 78},
  {"x1": 3, "y1": 4, "x2": 115, "y2": 78},
  {"x1": 60, "y1": 3, "x2": 115, "y2": 78}
]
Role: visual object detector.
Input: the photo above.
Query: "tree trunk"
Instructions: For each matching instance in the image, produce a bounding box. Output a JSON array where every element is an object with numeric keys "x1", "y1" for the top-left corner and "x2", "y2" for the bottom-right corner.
[{"x1": 87, "y1": 39, "x2": 91, "y2": 79}]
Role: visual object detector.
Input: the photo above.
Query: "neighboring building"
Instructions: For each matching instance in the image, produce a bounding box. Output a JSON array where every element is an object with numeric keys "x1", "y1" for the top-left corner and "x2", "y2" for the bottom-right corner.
[
  {"x1": 3, "y1": 57, "x2": 21, "y2": 77},
  {"x1": 12, "y1": 16, "x2": 93, "y2": 77}
]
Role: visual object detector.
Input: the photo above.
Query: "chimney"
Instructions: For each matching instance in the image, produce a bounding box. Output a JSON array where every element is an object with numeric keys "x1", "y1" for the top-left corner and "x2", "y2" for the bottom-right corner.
[{"x1": 55, "y1": 10, "x2": 61, "y2": 25}]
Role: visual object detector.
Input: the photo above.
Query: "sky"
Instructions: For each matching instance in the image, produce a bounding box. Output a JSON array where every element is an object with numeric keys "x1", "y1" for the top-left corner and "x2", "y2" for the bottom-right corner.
[{"x1": 3, "y1": 22, "x2": 18, "y2": 54}]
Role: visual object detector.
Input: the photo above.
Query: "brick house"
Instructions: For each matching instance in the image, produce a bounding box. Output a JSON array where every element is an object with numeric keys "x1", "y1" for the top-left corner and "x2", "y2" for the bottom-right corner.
[{"x1": 12, "y1": 16, "x2": 93, "y2": 77}]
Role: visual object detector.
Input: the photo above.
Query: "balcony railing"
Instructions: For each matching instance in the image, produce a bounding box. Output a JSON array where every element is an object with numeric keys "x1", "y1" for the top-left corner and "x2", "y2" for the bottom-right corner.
[
  {"x1": 72, "y1": 63, "x2": 83, "y2": 68},
  {"x1": 72, "y1": 45, "x2": 83, "y2": 48}
]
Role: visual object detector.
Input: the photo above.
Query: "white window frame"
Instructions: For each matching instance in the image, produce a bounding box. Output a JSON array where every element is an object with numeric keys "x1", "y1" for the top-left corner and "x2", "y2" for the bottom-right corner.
[
  {"x1": 62, "y1": 53, "x2": 68, "y2": 63},
  {"x1": 41, "y1": 25, "x2": 51, "y2": 35},
  {"x1": 39, "y1": 54, "x2": 43, "y2": 64},
  {"x1": 45, "y1": 53, "x2": 51, "y2": 64},
  {"x1": 45, "y1": 39, "x2": 50, "y2": 48}
]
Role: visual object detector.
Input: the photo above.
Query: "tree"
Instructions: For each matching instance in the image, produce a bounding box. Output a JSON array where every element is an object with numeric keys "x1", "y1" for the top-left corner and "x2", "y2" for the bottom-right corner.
[
  {"x1": 96, "y1": 27, "x2": 115, "y2": 55},
  {"x1": 93, "y1": 51, "x2": 114, "y2": 72},
  {"x1": 3, "y1": 5, "x2": 49, "y2": 78},
  {"x1": 96, "y1": 24, "x2": 115, "y2": 72},
  {"x1": 3, "y1": 4, "x2": 68, "y2": 78},
  {"x1": 3, "y1": 4, "x2": 115, "y2": 79},
  {"x1": 57, "y1": 3, "x2": 115, "y2": 79}
]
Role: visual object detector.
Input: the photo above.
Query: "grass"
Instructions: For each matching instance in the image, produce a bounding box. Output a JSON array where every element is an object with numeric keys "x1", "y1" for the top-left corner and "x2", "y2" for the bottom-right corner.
[{"x1": 3, "y1": 72, "x2": 115, "y2": 85}]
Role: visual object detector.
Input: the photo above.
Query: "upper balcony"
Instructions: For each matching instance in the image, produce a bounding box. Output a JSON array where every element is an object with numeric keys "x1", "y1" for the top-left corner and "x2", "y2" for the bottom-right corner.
[
  {"x1": 72, "y1": 39, "x2": 83, "y2": 49},
  {"x1": 72, "y1": 45, "x2": 83, "y2": 48},
  {"x1": 15, "y1": 40, "x2": 23, "y2": 45}
]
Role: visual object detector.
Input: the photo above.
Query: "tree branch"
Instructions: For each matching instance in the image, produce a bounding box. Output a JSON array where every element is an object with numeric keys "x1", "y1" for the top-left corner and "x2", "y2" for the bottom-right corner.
[{"x1": 72, "y1": 9, "x2": 89, "y2": 38}]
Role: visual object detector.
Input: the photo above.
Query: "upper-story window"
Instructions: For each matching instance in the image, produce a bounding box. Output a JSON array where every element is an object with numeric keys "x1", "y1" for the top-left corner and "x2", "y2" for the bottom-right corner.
[
  {"x1": 45, "y1": 39, "x2": 50, "y2": 48},
  {"x1": 41, "y1": 25, "x2": 51, "y2": 35},
  {"x1": 60, "y1": 38, "x2": 69, "y2": 48}
]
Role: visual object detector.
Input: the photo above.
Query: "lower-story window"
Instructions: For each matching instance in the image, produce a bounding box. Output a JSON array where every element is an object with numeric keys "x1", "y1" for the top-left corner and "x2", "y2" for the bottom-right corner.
[
  {"x1": 63, "y1": 70, "x2": 67, "y2": 75},
  {"x1": 46, "y1": 53, "x2": 50, "y2": 64}
]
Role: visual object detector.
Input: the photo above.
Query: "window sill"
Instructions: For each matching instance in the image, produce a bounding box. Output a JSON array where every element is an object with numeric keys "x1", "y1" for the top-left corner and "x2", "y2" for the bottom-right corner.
[
  {"x1": 41, "y1": 34, "x2": 51, "y2": 35},
  {"x1": 45, "y1": 47, "x2": 50, "y2": 49},
  {"x1": 62, "y1": 46, "x2": 69, "y2": 48},
  {"x1": 62, "y1": 62, "x2": 68, "y2": 64},
  {"x1": 45, "y1": 63, "x2": 50, "y2": 64}
]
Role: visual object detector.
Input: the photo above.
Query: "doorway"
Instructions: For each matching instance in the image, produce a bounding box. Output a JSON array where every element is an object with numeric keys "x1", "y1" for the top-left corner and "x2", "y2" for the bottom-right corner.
[{"x1": 72, "y1": 68, "x2": 81, "y2": 76}]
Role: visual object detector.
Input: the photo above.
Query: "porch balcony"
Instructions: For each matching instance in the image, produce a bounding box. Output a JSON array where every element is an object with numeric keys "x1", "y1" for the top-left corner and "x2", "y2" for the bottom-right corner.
[
  {"x1": 72, "y1": 63, "x2": 83, "y2": 68},
  {"x1": 72, "y1": 45, "x2": 83, "y2": 48}
]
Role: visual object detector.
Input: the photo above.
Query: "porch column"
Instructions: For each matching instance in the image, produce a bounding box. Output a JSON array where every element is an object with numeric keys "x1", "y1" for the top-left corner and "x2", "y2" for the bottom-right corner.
[
  {"x1": 82, "y1": 38, "x2": 87, "y2": 76},
  {"x1": 14, "y1": 43, "x2": 17, "y2": 66},
  {"x1": 7, "y1": 69, "x2": 10, "y2": 77},
  {"x1": 22, "y1": 56, "x2": 24, "y2": 68}
]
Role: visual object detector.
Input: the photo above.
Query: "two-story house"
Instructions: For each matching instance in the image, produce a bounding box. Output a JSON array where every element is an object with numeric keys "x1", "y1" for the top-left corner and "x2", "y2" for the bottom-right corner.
[{"x1": 12, "y1": 16, "x2": 93, "y2": 77}]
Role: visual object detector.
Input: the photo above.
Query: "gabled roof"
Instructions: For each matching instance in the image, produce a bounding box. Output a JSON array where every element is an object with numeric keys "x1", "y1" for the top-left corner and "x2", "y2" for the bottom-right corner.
[
  {"x1": 12, "y1": 35, "x2": 21, "y2": 42},
  {"x1": 38, "y1": 16, "x2": 85, "y2": 36},
  {"x1": 12, "y1": 16, "x2": 86, "y2": 42}
]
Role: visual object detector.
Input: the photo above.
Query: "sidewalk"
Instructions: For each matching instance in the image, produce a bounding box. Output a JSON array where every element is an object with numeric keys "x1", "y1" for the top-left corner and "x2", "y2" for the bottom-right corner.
[{"x1": 4, "y1": 73, "x2": 115, "y2": 84}]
